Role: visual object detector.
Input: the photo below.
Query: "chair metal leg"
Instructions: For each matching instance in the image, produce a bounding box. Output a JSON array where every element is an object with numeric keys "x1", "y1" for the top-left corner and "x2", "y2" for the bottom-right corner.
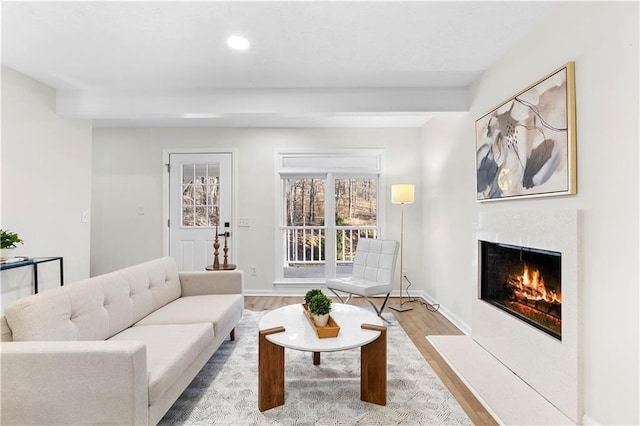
[
  {"x1": 328, "y1": 288, "x2": 346, "y2": 304},
  {"x1": 365, "y1": 293, "x2": 391, "y2": 317},
  {"x1": 330, "y1": 289, "x2": 391, "y2": 318},
  {"x1": 378, "y1": 293, "x2": 391, "y2": 314}
]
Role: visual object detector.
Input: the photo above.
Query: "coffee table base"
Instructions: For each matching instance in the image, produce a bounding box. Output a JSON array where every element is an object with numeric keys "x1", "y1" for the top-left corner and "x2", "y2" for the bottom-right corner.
[
  {"x1": 360, "y1": 324, "x2": 387, "y2": 405},
  {"x1": 258, "y1": 326, "x2": 286, "y2": 412},
  {"x1": 258, "y1": 323, "x2": 386, "y2": 412}
]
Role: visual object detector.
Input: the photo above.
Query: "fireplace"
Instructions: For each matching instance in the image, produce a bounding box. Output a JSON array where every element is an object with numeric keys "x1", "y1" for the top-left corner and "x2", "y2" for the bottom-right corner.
[
  {"x1": 480, "y1": 240, "x2": 562, "y2": 340},
  {"x1": 472, "y1": 210, "x2": 580, "y2": 422}
]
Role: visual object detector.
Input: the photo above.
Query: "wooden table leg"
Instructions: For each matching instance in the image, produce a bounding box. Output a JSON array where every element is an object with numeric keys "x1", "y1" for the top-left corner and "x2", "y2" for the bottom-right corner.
[
  {"x1": 360, "y1": 323, "x2": 386, "y2": 405},
  {"x1": 313, "y1": 352, "x2": 321, "y2": 365},
  {"x1": 259, "y1": 326, "x2": 286, "y2": 412}
]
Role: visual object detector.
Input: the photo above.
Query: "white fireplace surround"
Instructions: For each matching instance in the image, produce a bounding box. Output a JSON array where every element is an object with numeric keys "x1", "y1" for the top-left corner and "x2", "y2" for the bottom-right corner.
[
  {"x1": 428, "y1": 209, "x2": 581, "y2": 424},
  {"x1": 473, "y1": 209, "x2": 581, "y2": 423}
]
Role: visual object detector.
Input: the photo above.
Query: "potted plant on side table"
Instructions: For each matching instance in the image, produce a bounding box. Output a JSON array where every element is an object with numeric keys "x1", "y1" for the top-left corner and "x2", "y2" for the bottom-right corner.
[
  {"x1": 1, "y1": 229, "x2": 23, "y2": 259},
  {"x1": 308, "y1": 292, "x2": 332, "y2": 327}
]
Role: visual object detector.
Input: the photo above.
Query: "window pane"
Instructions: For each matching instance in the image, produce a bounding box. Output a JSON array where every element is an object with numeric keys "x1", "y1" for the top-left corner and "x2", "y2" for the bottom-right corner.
[
  {"x1": 334, "y1": 178, "x2": 377, "y2": 226},
  {"x1": 194, "y1": 185, "x2": 207, "y2": 205},
  {"x1": 208, "y1": 206, "x2": 219, "y2": 228},
  {"x1": 284, "y1": 178, "x2": 325, "y2": 226},
  {"x1": 182, "y1": 206, "x2": 194, "y2": 227},
  {"x1": 182, "y1": 184, "x2": 193, "y2": 204},
  {"x1": 283, "y1": 178, "x2": 326, "y2": 279},
  {"x1": 335, "y1": 178, "x2": 378, "y2": 277},
  {"x1": 195, "y1": 164, "x2": 207, "y2": 184},
  {"x1": 182, "y1": 164, "x2": 194, "y2": 184},
  {"x1": 207, "y1": 165, "x2": 220, "y2": 228},
  {"x1": 207, "y1": 164, "x2": 220, "y2": 183},
  {"x1": 207, "y1": 184, "x2": 218, "y2": 207},
  {"x1": 182, "y1": 163, "x2": 219, "y2": 228},
  {"x1": 181, "y1": 162, "x2": 194, "y2": 226},
  {"x1": 195, "y1": 206, "x2": 208, "y2": 226}
]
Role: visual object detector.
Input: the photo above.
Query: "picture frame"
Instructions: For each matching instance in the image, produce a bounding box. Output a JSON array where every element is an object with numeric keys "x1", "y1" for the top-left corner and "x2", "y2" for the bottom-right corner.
[{"x1": 475, "y1": 62, "x2": 576, "y2": 201}]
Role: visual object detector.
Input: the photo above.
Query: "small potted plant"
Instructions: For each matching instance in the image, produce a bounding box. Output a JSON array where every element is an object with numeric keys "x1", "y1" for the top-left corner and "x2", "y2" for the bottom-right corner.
[
  {"x1": 1, "y1": 229, "x2": 23, "y2": 259},
  {"x1": 308, "y1": 292, "x2": 332, "y2": 327},
  {"x1": 304, "y1": 288, "x2": 323, "y2": 307}
]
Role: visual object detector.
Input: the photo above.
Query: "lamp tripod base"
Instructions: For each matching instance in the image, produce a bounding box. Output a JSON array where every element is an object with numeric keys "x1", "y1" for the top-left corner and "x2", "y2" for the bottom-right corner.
[{"x1": 389, "y1": 303, "x2": 413, "y2": 312}]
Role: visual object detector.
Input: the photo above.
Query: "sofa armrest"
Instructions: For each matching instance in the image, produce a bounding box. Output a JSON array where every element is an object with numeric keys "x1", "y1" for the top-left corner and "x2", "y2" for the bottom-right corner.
[
  {"x1": 1, "y1": 340, "x2": 148, "y2": 426},
  {"x1": 179, "y1": 270, "x2": 244, "y2": 296}
]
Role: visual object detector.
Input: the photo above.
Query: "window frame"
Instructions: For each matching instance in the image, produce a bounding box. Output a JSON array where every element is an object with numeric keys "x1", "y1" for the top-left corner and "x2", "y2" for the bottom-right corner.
[{"x1": 274, "y1": 149, "x2": 385, "y2": 285}]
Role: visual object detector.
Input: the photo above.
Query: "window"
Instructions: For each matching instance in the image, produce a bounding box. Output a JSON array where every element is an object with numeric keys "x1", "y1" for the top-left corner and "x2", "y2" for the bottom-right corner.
[
  {"x1": 276, "y1": 150, "x2": 384, "y2": 284},
  {"x1": 334, "y1": 177, "x2": 378, "y2": 265},
  {"x1": 181, "y1": 163, "x2": 220, "y2": 227}
]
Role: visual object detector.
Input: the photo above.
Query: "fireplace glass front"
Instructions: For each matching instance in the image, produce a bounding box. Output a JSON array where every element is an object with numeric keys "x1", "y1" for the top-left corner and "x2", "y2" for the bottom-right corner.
[{"x1": 480, "y1": 240, "x2": 562, "y2": 340}]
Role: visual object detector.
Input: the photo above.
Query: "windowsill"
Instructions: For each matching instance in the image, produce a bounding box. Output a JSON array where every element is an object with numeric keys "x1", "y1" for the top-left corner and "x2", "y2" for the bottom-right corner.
[{"x1": 273, "y1": 280, "x2": 327, "y2": 287}]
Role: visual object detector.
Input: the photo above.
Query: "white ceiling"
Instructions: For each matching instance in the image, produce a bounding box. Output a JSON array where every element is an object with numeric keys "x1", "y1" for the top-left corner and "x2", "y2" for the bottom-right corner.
[{"x1": 1, "y1": 1, "x2": 555, "y2": 127}]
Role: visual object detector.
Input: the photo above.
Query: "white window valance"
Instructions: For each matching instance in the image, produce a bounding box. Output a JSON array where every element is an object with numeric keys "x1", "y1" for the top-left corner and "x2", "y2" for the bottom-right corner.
[{"x1": 276, "y1": 149, "x2": 383, "y2": 175}]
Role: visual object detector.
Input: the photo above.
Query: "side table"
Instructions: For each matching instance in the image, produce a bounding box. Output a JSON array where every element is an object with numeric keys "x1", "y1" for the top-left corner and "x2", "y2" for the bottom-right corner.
[
  {"x1": 205, "y1": 264, "x2": 237, "y2": 271},
  {"x1": 0, "y1": 256, "x2": 64, "y2": 294}
]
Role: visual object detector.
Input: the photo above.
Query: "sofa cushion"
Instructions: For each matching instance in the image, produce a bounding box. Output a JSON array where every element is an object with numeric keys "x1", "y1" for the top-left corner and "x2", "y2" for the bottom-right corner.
[
  {"x1": 134, "y1": 294, "x2": 244, "y2": 339},
  {"x1": 120, "y1": 257, "x2": 182, "y2": 322},
  {"x1": 4, "y1": 257, "x2": 182, "y2": 341},
  {"x1": 4, "y1": 283, "x2": 111, "y2": 341},
  {"x1": 109, "y1": 323, "x2": 213, "y2": 405}
]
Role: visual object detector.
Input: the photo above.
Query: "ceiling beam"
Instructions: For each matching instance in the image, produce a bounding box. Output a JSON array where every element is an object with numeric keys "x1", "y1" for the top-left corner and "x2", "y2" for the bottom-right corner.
[{"x1": 56, "y1": 87, "x2": 468, "y2": 127}]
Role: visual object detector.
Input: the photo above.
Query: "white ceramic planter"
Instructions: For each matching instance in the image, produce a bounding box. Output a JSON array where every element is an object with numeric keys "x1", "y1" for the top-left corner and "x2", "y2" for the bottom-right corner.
[
  {"x1": 0, "y1": 248, "x2": 16, "y2": 259},
  {"x1": 313, "y1": 313, "x2": 329, "y2": 327}
]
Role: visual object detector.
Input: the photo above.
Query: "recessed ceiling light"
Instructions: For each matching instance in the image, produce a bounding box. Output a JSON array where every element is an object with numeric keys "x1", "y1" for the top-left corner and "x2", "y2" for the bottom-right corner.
[{"x1": 227, "y1": 36, "x2": 250, "y2": 51}]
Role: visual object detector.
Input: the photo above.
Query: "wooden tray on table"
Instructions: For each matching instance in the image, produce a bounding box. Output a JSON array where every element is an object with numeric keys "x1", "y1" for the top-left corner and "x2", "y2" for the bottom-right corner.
[{"x1": 302, "y1": 304, "x2": 340, "y2": 338}]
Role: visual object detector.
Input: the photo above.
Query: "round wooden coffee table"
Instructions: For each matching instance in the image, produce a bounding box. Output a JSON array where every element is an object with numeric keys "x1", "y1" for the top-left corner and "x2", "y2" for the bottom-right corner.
[{"x1": 257, "y1": 304, "x2": 387, "y2": 411}]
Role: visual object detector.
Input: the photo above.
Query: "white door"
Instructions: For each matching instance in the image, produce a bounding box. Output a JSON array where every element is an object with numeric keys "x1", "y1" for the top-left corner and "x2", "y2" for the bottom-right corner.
[{"x1": 168, "y1": 152, "x2": 233, "y2": 271}]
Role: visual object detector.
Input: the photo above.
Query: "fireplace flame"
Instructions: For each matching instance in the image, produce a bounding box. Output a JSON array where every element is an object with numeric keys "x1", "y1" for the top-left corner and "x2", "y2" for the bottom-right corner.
[{"x1": 509, "y1": 264, "x2": 561, "y2": 304}]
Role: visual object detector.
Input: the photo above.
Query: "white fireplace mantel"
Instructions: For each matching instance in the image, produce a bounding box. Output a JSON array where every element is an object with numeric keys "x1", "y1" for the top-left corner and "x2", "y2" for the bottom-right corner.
[{"x1": 429, "y1": 209, "x2": 581, "y2": 425}]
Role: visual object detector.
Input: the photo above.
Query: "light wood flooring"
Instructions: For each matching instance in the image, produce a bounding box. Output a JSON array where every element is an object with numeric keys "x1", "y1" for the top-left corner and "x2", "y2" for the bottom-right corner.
[{"x1": 245, "y1": 296, "x2": 497, "y2": 425}]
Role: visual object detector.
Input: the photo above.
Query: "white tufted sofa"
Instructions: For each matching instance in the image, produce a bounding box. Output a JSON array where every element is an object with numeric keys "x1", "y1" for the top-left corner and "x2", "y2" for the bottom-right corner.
[{"x1": 0, "y1": 256, "x2": 244, "y2": 425}]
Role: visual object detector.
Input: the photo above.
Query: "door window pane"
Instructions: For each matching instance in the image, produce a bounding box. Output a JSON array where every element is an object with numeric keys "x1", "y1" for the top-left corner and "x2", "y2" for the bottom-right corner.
[
  {"x1": 182, "y1": 163, "x2": 220, "y2": 227},
  {"x1": 182, "y1": 164, "x2": 194, "y2": 184}
]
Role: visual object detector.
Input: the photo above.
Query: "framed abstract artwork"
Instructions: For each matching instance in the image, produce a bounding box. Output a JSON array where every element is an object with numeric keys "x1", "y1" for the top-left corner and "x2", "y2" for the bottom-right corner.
[{"x1": 475, "y1": 62, "x2": 576, "y2": 201}]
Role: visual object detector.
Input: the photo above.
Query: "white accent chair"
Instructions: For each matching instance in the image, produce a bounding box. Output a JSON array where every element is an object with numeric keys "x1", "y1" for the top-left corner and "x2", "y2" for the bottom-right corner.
[{"x1": 326, "y1": 238, "x2": 399, "y2": 316}]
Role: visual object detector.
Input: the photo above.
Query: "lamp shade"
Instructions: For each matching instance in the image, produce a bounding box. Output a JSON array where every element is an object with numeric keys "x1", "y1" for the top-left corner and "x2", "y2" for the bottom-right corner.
[{"x1": 391, "y1": 184, "x2": 415, "y2": 204}]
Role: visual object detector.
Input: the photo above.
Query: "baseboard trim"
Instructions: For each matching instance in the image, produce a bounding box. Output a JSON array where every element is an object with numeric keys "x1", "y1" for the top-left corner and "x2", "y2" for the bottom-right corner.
[
  {"x1": 244, "y1": 288, "x2": 472, "y2": 335},
  {"x1": 411, "y1": 291, "x2": 471, "y2": 335}
]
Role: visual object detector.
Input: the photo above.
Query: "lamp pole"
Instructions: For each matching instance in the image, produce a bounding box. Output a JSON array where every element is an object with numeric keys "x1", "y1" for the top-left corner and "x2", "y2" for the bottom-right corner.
[{"x1": 389, "y1": 186, "x2": 413, "y2": 313}]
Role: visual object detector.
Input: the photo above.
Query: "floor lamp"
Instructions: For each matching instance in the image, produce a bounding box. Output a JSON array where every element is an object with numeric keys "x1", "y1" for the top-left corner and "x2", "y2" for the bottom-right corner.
[{"x1": 389, "y1": 184, "x2": 414, "y2": 312}]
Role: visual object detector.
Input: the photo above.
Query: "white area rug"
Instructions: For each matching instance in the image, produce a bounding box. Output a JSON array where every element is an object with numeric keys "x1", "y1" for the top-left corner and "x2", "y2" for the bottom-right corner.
[{"x1": 159, "y1": 310, "x2": 471, "y2": 425}]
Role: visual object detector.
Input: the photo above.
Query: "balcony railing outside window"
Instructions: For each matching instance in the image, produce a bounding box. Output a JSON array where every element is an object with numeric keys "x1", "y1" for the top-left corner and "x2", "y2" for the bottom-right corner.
[{"x1": 283, "y1": 225, "x2": 378, "y2": 278}]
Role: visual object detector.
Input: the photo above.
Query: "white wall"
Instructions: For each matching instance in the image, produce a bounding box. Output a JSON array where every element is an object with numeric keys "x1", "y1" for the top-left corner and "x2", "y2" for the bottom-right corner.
[
  {"x1": 1, "y1": 67, "x2": 93, "y2": 311},
  {"x1": 421, "y1": 113, "x2": 473, "y2": 333},
  {"x1": 421, "y1": 3, "x2": 639, "y2": 424},
  {"x1": 91, "y1": 127, "x2": 424, "y2": 292}
]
